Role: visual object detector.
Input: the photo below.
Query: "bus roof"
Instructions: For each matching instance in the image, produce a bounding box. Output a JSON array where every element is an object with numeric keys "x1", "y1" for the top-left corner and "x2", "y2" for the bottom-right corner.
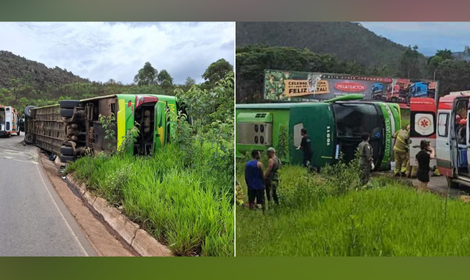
[
  {"x1": 80, "y1": 94, "x2": 177, "y2": 103},
  {"x1": 236, "y1": 102, "x2": 328, "y2": 110}
]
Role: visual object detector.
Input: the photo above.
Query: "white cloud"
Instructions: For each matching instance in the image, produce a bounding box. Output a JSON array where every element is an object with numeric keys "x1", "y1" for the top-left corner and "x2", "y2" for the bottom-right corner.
[{"x1": 0, "y1": 22, "x2": 234, "y2": 84}]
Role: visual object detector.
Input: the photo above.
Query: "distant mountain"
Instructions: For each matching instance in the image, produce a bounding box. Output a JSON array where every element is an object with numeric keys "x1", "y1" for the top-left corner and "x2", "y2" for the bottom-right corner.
[
  {"x1": 236, "y1": 22, "x2": 428, "y2": 75},
  {"x1": 0, "y1": 50, "x2": 89, "y2": 88}
]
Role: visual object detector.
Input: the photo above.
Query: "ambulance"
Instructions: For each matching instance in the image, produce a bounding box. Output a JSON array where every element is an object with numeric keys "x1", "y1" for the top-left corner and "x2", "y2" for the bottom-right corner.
[
  {"x1": 411, "y1": 93, "x2": 470, "y2": 188},
  {"x1": 0, "y1": 105, "x2": 21, "y2": 138}
]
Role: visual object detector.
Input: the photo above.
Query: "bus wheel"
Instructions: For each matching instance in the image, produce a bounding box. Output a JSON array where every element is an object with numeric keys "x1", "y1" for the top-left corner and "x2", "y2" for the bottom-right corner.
[
  {"x1": 60, "y1": 155, "x2": 76, "y2": 163},
  {"x1": 447, "y1": 177, "x2": 459, "y2": 189},
  {"x1": 17, "y1": 130, "x2": 20, "y2": 136},
  {"x1": 24, "y1": 105, "x2": 36, "y2": 118},
  {"x1": 391, "y1": 97, "x2": 398, "y2": 102},
  {"x1": 60, "y1": 100, "x2": 80, "y2": 109},
  {"x1": 7, "y1": 133, "x2": 11, "y2": 138},
  {"x1": 60, "y1": 146, "x2": 74, "y2": 156},
  {"x1": 60, "y1": 109, "x2": 74, "y2": 118},
  {"x1": 24, "y1": 133, "x2": 33, "y2": 144}
]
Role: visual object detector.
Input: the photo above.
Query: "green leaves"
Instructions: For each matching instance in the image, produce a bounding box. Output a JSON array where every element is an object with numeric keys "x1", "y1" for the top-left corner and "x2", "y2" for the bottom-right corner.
[
  {"x1": 133, "y1": 62, "x2": 158, "y2": 86},
  {"x1": 99, "y1": 113, "x2": 117, "y2": 151}
]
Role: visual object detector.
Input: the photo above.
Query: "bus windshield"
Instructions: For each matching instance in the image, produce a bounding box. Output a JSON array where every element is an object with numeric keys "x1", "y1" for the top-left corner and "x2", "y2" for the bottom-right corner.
[
  {"x1": 331, "y1": 103, "x2": 383, "y2": 166},
  {"x1": 332, "y1": 103, "x2": 381, "y2": 138}
]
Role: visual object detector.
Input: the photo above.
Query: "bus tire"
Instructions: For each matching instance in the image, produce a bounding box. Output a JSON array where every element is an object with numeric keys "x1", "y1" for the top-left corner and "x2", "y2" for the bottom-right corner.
[
  {"x1": 60, "y1": 146, "x2": 74, "y2": 156},
  {"x1": 60, "y1": 155, "x2": 76, "y2": 163},
  {"x1": 60, "y1": 100, "x2": 80, "y2": 109},
  {"x1": 17, "y1": 130, "x2": 20, "y2": 136},
  {"x1": 60, "y1": 109, "x2": 74, "y2": 118},
  {"x1": 391, "y1": 97, "x2": 398, "y2": 102},
  {"x1": 7, "y1": 133, "x2": 11, "y2": 138},
  {"x1": 25, "y1": 133, "x2": 33, "y2": 144},
  {"x1": 447, "y1": 177, "x2": 459, "y2": 189},
  {"x1": 24, "y1": 105, "x2": 36, "y2": 118}
]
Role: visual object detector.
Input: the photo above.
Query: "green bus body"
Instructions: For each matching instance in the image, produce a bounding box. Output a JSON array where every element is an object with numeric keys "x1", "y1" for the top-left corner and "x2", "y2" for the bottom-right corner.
[
  {"x1": 236, "y1": 101, "x2": 401, "y2": 171},
  {"x1": 25, "y1": 94, "x2": 180, "y2": 161}
]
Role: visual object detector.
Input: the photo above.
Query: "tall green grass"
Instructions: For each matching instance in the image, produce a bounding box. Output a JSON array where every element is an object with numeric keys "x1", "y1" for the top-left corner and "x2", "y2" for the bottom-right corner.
[
  {"x1": 236, "y1": 160, "x2": 470, "y2": 256},
  {"x1": 67, "y1": 143, "x2": 233, "y2": 257}
]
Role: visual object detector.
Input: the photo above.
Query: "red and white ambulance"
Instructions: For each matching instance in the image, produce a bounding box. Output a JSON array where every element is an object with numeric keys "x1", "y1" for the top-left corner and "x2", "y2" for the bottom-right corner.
[{"x1": 411, "y1": 93, "x2": 470, "y2": 188}]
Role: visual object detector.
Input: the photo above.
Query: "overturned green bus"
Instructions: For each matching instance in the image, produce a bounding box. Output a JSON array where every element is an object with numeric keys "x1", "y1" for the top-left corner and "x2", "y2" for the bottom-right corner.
[
  {"x1": 24, "y1": 94, "x2": 184, "y2": 163},
  {"x1": 236, "y1": 96, "x2": 401, "y2": 171}
]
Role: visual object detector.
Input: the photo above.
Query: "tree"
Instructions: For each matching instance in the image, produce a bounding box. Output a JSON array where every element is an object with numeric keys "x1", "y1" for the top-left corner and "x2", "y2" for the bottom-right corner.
[
  {"x1": 428, "y1": 56, "x2": 443, "y2": 80},
  {"x1": 435, "y1": 49, "x2": 454, "y2": 61},
  {"x1": 436, "y1": 59, "x2": 470, "y2": 96},
  {"x1": 202, "y1": 59, "x2": 233, "y2": 85},
  {"x1": 181, "y1": 77, "x2": 196, "y2": 91},
  {"x1": 157, "y1": 69, "x2": 173, "y2": 87},
  {"x1": 134, "y1": 62, "x2": 158, "y2": 86},
  {"x1": 400, "y1": 45, "x2": 421, "y2": 79},
  {"x1": 185, "y1": 77, "x2": 195, "y2": 88}
]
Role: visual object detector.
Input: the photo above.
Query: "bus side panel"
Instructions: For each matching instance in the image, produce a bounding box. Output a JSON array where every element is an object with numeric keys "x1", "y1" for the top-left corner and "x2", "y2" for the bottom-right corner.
[
  {"x1": 155, "y1": 101, "x2": 166, "y2": 151},
  {"x1": 289, "y1": 105, "x2": 335, "y2": 168}
]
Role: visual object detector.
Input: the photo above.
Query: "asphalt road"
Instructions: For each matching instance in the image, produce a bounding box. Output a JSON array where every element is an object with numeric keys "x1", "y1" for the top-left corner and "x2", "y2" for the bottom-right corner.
[{"x1": 0, "y1": 134, "x2": 96, "y2": 256}]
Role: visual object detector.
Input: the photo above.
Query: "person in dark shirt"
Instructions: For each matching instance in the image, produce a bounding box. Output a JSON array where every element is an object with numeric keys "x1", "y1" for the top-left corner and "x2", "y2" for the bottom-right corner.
[
  {"x1": 297, "y1": 128, "x2": 313, "y2": 167},
  {"x1": 245, "y1": 150, "x2": 265, "y2": 211},
  {"x1": 416, "y1": 140, "x2": 435, "y2": 192}
]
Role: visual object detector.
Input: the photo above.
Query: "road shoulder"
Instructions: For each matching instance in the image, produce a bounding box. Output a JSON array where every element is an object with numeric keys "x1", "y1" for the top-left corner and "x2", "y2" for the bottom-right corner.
[{"x1": 38, "y1": 152, "x2": 136, "y2": 257}]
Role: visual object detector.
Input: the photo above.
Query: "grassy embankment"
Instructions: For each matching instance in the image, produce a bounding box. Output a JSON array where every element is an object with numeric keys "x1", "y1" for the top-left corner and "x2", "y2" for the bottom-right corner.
[
  {"x1": 236, "y1": 158, "x2": 470, "y2": 256},
  {"x1": 68, "y1": 143, "x2": 234, "y2": 257}
]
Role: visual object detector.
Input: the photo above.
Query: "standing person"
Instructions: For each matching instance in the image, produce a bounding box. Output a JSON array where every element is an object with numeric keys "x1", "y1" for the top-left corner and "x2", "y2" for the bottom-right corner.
[
  {"x1": 265, "y1": 147, "x2": 282, "y2": 205},
  {"x1": 357, "y1": 132, "x2": 374, "y2": 186},
  {"x1": 392, "y1": 124, "x2": 410, "y2": 177},
  {"x1": 416, "y1": 140, "x2": 435, "y2": 192},
  {"x1": 245, "y1": 150, "x2": 265, "y2": 211},
  {"x1": 297, "y1": 128, "x2": 312, "y2": 168}
]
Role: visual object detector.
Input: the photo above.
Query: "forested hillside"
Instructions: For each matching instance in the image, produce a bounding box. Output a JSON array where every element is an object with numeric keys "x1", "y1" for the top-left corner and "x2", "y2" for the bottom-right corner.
[
  {"x1": 0, "y1": 51, "x2": 88, "y2": 88},
  {"x1": 0, "y1": 51, "x2": 233, "y2": 113},
  {"x1": 236, "y1": 22, "x2": 428, "y2": 75}
]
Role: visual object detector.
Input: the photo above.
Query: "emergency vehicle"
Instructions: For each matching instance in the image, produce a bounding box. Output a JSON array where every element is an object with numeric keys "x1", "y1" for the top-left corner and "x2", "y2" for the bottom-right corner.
[
  {"x1": 0, "y1": 105, "x2": 21, "y2": 138},
  {"x1": 409, "y1": 93, "x2": 470, "y2": 188}
]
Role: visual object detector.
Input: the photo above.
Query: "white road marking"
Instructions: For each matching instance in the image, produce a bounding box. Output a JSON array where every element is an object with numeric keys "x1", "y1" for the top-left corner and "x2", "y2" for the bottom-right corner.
[{"x1": 36, "y1": 164, "x2": 88, "y2": 256}]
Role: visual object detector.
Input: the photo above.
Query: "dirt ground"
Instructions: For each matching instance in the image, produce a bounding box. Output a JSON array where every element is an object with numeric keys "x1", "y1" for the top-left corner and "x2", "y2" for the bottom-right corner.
[{"x1": 39, "y1": 152, "x2": 136, "y2": 257}]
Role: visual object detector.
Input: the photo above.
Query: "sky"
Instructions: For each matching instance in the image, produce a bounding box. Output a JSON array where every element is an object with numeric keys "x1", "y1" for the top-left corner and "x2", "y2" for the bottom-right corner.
[
  {"x1": 360, "y1": 22, "x2": 470, "y2": 57},
  {"x1": 0, "y1": 22, "x2": 234, "y2": 84}
]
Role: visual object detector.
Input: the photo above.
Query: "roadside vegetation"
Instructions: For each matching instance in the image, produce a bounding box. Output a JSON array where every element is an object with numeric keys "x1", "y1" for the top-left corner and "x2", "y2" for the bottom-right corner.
[
  {"x1": 236, "y1": 157, "x2": 470, "y2": 256},
  {"x1": 66, "y1": 72, "x2": 234, "y2": 257}
]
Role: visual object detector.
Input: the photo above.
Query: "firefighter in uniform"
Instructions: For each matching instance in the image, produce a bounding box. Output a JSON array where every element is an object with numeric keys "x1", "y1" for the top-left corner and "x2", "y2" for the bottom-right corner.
[
  {"x1": 392, "y1": 124, "x2": 410, "y2": 177},
  {"x1": 358, "y1": 132, "x2": 374, "y2": 186}
]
